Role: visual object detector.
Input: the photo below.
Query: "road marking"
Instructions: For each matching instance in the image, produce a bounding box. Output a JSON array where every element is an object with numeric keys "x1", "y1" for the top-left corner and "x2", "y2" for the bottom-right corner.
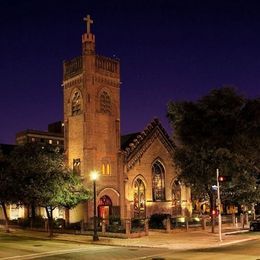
[{"x1": 0, "y1": 246, "x2": 111, "y2": 260}]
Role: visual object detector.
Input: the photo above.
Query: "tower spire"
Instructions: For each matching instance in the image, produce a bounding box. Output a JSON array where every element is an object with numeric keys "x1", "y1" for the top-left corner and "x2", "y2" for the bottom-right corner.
[
  {"x1": 83, "y1": 14, "x2": 93, "y2": 34},
  {"x1": 82, "y1": 14, "x2": 95, "y2": 55}
]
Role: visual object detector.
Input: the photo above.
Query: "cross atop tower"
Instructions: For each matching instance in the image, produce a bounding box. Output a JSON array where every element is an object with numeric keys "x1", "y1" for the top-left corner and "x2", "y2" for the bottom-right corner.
[{"x1": 83, "y1": 15, "x2": 93, "y2": 34}]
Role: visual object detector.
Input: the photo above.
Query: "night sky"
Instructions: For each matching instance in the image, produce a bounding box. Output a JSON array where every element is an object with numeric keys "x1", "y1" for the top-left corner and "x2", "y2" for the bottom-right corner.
[{"x1": 1, "y1": 0, "x2": 260, "y2": 144}]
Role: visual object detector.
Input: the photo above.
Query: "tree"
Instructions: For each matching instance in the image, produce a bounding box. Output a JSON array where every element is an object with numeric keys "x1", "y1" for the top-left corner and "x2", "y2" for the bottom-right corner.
[
  {"x1": 0, "y1": 144, "x2": 19, "y2": 232},
  {"x1": 0, "y1": 160, "x2": 17, "y2": 232},
  {"x1": 167, "y1": 87, "x2": 260, "y2": 225},
  {"x1": 9, "y1": 143, "x2": 91, "y2": 237}
]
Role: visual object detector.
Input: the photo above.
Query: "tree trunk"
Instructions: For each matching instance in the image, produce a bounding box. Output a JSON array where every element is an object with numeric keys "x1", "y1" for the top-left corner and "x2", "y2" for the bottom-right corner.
[
  {"x1": 45, "y1": 207, "x2": 54, "y2": 238},
  {"x1": 65, "y1": 208, "x2": 70, "y2": 227},
  {"x1": 30, "y1": 203, "x2": 36, "y2": 228},
  {"x1": 31, "y1": 203, "x2": 36, "y2": 218},
  {"x1": 1, "y1": 202, "x2": 10, "y2": 233}
]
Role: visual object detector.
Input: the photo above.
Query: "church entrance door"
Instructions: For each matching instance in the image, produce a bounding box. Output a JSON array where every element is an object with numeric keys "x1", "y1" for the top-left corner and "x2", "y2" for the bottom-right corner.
[{"x1": 98, "y1": 195, "x2": 112, "y2": 223}]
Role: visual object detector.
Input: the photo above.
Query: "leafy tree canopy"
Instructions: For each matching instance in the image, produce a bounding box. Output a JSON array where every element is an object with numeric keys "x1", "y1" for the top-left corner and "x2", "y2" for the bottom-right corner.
[
  {"x1": 7, "y1": 143, "x2": 91, "y2": 236},
  {"x1": 167, "y1": 87, "x2": 260, "y2": 208},
  {"x1": 8, "y1": 143, "x2": 91, "y2": 210}
]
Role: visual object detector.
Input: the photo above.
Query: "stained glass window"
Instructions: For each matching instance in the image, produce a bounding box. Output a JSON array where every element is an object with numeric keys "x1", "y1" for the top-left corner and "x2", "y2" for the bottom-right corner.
[
  {"x1": 152, "y1": 161, "x2": 165, "y2": 201},
  {"x1": 172, "y1": 180, "x2": 182, "y2": 216},
  {"x1": 133, "y1": 178, "x2": 145, "y2": 218}
]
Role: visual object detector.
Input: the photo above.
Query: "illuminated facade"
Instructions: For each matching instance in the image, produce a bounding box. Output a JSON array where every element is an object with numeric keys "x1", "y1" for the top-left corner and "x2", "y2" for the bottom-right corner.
[
  {"x1": 16, "y1": 121, "x2": 64, "y2": 148},
  {"x1": 63, "y1": 16, "x2": 192, "y2": 223}
]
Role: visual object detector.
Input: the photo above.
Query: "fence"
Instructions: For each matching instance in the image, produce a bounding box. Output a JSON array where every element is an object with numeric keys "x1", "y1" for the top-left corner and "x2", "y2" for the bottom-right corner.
[{"x1": 1, "y1": 213, "x2": 254, "y2": 238}]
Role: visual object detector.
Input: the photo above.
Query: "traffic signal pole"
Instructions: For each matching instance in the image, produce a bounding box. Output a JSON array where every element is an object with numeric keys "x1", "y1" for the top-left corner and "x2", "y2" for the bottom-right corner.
[{"x1": 216, "y1": 168, "x2": 222, "y2": 242}]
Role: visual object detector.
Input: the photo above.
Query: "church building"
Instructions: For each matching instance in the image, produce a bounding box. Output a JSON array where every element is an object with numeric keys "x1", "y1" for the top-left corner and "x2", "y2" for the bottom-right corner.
[{"x1": 63, "y1": 16, "x2": 192, "y2": 223}]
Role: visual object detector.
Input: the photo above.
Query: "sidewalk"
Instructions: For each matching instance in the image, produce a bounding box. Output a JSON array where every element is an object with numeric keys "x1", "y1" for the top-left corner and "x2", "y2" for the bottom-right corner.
[{"x1": 3, "y1": 224, "x2": 259, "y2": 251}]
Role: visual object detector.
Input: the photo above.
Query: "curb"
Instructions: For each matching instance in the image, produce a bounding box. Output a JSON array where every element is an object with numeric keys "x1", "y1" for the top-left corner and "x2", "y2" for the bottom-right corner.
[{"x1": 224, "y1": 229, "x2": 249, "y2": 235}]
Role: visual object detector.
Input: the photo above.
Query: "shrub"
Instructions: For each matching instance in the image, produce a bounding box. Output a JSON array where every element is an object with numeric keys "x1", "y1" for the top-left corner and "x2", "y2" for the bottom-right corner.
[
  {"x1": 149, "y1": 213, "x2": 170, "y2": 229},
  {"x1": 53, "y1": 218, "x2": 65, "y2": 229},
  {"x1": 18, "y1": 216, "x2": 45, "y2": 228}
]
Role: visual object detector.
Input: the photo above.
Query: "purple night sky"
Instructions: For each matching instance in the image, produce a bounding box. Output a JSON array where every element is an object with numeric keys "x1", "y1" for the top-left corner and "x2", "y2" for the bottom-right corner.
[{"x1": 1, "y1": 0, "x2": 260, "y2": 144}]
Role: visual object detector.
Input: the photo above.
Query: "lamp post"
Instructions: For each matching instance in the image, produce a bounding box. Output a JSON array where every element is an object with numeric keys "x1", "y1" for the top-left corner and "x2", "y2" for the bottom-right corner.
[
  {"x1": 216, "y1": 168, "x2": 222, "y2": 242},
  {"x1": 90, "y1": 170, "x2": 99, "y2": 241}
]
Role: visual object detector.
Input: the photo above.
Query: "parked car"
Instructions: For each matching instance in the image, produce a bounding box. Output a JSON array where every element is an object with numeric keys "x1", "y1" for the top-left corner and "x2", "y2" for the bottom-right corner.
[{"x1": 250, "y1": 216, "x2": 260, "y2": 231}]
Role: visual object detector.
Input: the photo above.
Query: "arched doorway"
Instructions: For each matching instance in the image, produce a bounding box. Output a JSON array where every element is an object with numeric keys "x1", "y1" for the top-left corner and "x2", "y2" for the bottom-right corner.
[
  {"x1": 133, "y1": 178, "x2": 146, "y2": 218},
  {"x1": 98, "y1": 195, "x2": 112, "y2": 222}
]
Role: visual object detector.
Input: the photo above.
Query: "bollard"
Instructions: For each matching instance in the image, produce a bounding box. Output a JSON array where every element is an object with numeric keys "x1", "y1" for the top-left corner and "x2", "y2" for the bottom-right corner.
[
  {"x1": 245, "y1": 213, "x2": 249, "y2": 226},
  {"x1": 80, "y1": 220, "x2": 84, "y2": 233},
  {"x1": 185, "y1": 217, "x2": 189, "y2": 231},
  {"x1": 235, "y1": 217, "x2": 238, "y2": 228},
  {"x1": 240, "y1": 213, "x2": 244, "y2": 229},
  {"x1": 166, "y1": 217, "x2": 171, "y2": 233},
  {"x1": 145, "y1": 218, "x2": 149, "y2": 235},
  {"x1": 125, "y1": 219, "x2": 131, "y2": 237},
  {"x1": 101, "y1": 220, "x2": 106, "y2": 233},
  {"x1": 201, "y1": 216, "x2": 206, "y2": 230},
  {"x1": 232, "y1": 213, "x2": 236, "y2": 226},
  {"x1": 45, "y1": 219, "x2": 48, "y2": 231}
]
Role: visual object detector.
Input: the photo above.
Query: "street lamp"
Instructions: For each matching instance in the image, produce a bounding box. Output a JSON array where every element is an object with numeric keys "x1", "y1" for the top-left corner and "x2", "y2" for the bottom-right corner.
[
  {"x1": 216, "y1": 168, "x2": 222, "y2": 242},
  {"x1": 90, "y1": 170, "x2": 99, "y2": 241}
]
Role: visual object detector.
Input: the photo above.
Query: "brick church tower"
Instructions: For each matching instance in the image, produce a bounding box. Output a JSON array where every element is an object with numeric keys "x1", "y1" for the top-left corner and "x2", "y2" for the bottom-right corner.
[{"x1": 63, "y1": 15, "x2": 122, "y2": 222}]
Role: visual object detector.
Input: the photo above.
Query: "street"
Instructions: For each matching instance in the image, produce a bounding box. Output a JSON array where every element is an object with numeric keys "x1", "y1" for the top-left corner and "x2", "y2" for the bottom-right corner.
[{"x1": 0, "y1": 232, "x2": 260, "y2": 259}]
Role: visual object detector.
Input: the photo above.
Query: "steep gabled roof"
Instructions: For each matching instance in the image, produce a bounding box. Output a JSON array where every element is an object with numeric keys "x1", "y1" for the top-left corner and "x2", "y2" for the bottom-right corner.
[{"x1": 121, "y1": 118, "x2": 175, "y2": 171}]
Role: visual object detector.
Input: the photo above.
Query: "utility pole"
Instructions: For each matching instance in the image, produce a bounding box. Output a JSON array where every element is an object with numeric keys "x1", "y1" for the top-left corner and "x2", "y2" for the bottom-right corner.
[{"x1": 216, "y1": 168, "x2": 222, "y2": 242}]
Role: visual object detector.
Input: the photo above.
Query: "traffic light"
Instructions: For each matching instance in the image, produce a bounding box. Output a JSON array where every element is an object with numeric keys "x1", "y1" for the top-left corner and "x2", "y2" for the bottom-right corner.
[
  {"x1": 218, "y1": 175, "x2": 232, "y2": 182},
  {"x1": 211, "y1": 209, "x2": 219, "y2": 216}
]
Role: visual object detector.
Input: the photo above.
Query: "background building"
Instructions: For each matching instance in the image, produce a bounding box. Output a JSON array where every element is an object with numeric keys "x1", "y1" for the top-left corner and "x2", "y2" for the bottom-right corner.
[{"x1": 16, "y1": 121, "x2": 64, "y2": 149}]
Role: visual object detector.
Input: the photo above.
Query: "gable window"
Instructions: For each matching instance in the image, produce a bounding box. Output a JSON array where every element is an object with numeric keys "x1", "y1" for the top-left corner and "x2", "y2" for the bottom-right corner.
[
  {"x1": 152, "y1": 161, "x2": 165, "y2": 201},
  {"x1": 73, "y1": 158, "x2": 81, "y2": 175},
  {"x1": 72, "y1": 91, "x2": 81, "y2": 115},
  {"x1": 100, "y1": 91, "x2": 111, "y2": 114}
]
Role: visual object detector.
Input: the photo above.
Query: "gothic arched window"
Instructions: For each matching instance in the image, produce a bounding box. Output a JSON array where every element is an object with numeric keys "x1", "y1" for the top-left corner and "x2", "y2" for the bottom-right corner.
[
  {"x1": 71, "y1": 91, "x2": 82, "y2": 115},
  {"x1": 133, "y1": 178, "x2": 146, "y2": 218},
  {"x1": 152, "y1": 161, "x2": 165, "y2": 201},
  {"x1": 100, "y1": 91, "x2": 111, "y2": 114},
  {"x1": 172, "y1": 180, "x2": 182, "y2": 216}
]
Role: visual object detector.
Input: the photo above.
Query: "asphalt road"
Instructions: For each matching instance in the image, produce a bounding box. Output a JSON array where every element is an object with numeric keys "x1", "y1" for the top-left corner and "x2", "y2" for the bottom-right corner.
[{"x1": 0, "y1": 233, "x2": 260, "y2": 260}]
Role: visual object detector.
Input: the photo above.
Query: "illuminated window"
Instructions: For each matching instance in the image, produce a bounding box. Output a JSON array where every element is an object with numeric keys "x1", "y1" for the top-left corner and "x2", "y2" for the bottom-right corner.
[
  {"x1": 31, "y1": 137, "x2": 35, "y2": 142},
  {"x1": 152, "y1": 161, "x2": 165, "y2": 201},
  {"x1": 100, "y1": 91, "x2": 111, "y2": 114},
  {"x1": 101, "y1": 162, "x2": 111, "y2": 175},
  {"x1": 49, "y1": 139, "x2": 53, "y2": 144},
  {"x1": 10, "y1": 204, "x2": 19, "y2": 220},
  {"x1": 172, "y1": 180, "x2": 182, "y2": 216},
  {"x1": 73, "y1": 158, "x2": 81, "y2": 175},
  {"x1": 72, "y1": 91, "x2": 81, "y2": 115},
  {"x1": 56, "y1": 140, "x2": 60, "y2": 145},
  {"x1": 133, "y1": 178, "x2": 146, "y2": 218}
]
